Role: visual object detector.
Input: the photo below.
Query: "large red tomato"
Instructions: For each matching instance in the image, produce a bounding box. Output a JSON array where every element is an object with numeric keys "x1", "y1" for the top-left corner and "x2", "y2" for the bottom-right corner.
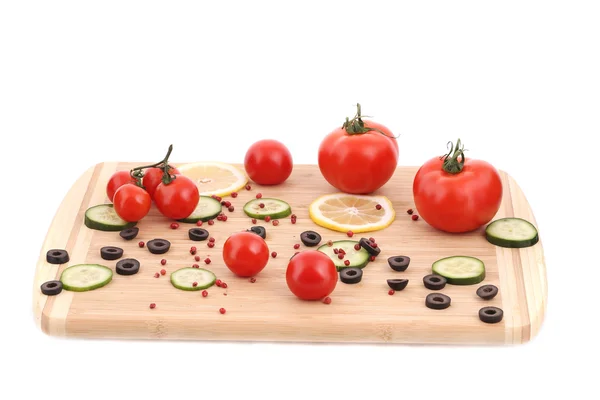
[
  {"x1": 142, "y1": 165, "x2": 180, "y2": 199},
  {"x1": 154, "y1": 175, "x2": 199, "y2": 220},
  {"x1": 223, "y1": 232, "x2": 270, "y2": 277},
  {"x1": 318, "y1": 104, "x2": 398, "y2": 194},
  {"x1": 412, "y1": 139, "x2": 503, "y2": 233},
  {"x1": 286, "y1": 250, "x2": 338, "y2": 300},
  {"x1": 113, "y1": 184, "x2": 152, "y2": 222},
  {"x1": 106, "y1": 170, "x2": 137, "y2": 201},
  {"x1": 244, "y1": 139, "x2": 293, "y2": 185}
]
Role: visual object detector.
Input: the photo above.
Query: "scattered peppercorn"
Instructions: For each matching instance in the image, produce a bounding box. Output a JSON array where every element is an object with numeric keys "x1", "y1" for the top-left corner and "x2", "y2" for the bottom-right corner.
[
  {"x1": 138, "y1": 241, "x2": 145, "y2": 248},
  {"x1": 271, "y1": 251, "x2": 277, "y2": 258},
  {"x1": 160, "y1": 259, "x2": 167, "y2": 265},
  {"x1": 323, "y1": 297, "x2": 332, "y2": 304},
  {"x1": 219, "y1": 308, "x2": 226, "y2": 314},
  {"x1": 231, "y1": 192, "x2": 238, "y2": 198},
  {"x1": 202, "y1": 290, "x2": 208, "y2": 297},
  {"x1": 149, "y1": 303, "x2": 156, "y2": 309},
  {"x1": 160, "y1": 269, "x2": 166, "y2": 275},
  {"x1": 412, "y1": 214, "x2": 419, "y2": 221},
  {"x1": 407, "y1": 209, "x2": 414, "y2": 215},
  {"x1": 170, "y1": 222, "x2": 179, "y2": 229}
]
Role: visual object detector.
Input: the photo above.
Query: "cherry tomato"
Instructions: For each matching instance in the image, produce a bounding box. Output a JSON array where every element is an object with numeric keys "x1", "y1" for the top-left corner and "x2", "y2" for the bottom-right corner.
[
  {"x1": 154, "y1": 175, "x2": 199, "y2": 220},
  {"x1": 286, "y1": 250, "x2": 338, "y2": 300},
  {"x1": 222, "y1": 232, "x2": 270, "y2": 277},
  {"x1": 142, "y1": 165, "x2": 180, "y2": 199},
  {"x1": 412, "y1": 139, "x2": 503, "y2": 233},
  {"x1": 113, "y1": 184, "x2": 152, "y2": 222},
  {"x1": 106, "y1": 170, "x2": 137, "y2": 201},
  {"x1": 244, "y1": 139, "x2": 293, "y2": 185},
  {"x1": 318, "y1": 105, "x2": 398, "y2": 194}
]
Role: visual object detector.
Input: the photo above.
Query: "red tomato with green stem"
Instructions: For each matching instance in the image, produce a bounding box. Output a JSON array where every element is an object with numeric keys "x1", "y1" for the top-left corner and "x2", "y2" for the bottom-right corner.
[
  {"x1": 286, "y1": 250, "x2": 338, "y2": 300},
  {"x1": 318, "y1": 104, "x2": 399, "y2": 194},
  {"x1": 113, "y1": 184, "x2": 152, "y2": 222},
  {"x1": 142, "y1": 165, "x2": 180, "y2": 199},
  {"x1": 154, "y1": 174, "x2": 199, "y2": 220},
  {"x1": 222, "y1": 232, "x2": 270, "y2": 277},
  {"x1": 244, "y1": 139, "x2": 293, "y2": 185},
  {"x1": 412, "y1": 139, "x2": 503, "y2": 233},
  {"x1": 106, "y1": 170, "x2": 137, "y2": 201}
]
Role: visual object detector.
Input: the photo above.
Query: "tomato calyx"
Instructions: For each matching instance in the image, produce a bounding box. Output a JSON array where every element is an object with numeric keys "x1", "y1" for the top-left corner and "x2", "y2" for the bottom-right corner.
[
  {"x1": 342, "y1": 103, "x2": 398, "y2": 139},
  {"x1": 130, "y1": 144, "x2": 178, "y2": 187},
  {"x1": 440, "y1": 139, "x2": 467, "y2": 174}
]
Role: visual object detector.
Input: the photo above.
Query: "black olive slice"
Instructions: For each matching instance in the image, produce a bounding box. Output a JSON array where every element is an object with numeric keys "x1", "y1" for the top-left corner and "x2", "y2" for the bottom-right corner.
[
  {"x1": 100, "y1": 246, "x2": 124, "y2": 260},
  {"x1": 476, "y1": 284, "x2": 499, "y2": 300},
  {"x1": 188, "y1": 228, "x2": 209, "y2": 241},
  {"x1": 119, "y1": 227, "x2": 139, "y2": 241},
  {"x1": 41, "y1": 280, "x2": 63, "y2": 296},
  {"x1": 116, "y1": 258, "x2": 141, "y2": 275},
  {"x1": 300, "y1": 231, "x2": 322, "y2": 247},
  {"x1": 247, "y1": 226, "x2": 266, "y2": 239},
  {"x1": 423, "y1": 274, "x2": 447, "y2": 290},
  {"x1": 359, "y1": 238, "x2": 381, "y2": 256},
  {"x1": 425, "y1": 293, "x2": 451, "y2": 310},
  {"x1": 387, "y1": 279, "x2": 409, "y2": 291},
  {"x1": 388, "y1": 256, "x2": 410, "y2": 271},
  {"x1": 479, "y1": 306, "x2": 504, "y2": 323},
  {"x1": 340, "y1": 268, "x2": 363, "y2": 284},
  {"x1": 46, "y1": 249, "x2": 69, "y2": 264},
  {"x1": 147, "y1": 239, "x2": 171, "y2": 254}
]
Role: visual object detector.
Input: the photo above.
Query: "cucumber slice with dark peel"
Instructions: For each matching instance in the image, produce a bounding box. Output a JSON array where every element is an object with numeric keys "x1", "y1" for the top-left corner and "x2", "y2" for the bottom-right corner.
[
  {"x1": 84, "y1": 204, "x2": 137, "y2": 231},
  {"x1": 485, "y1": 217, "x2": 539, "y2": 248},
  {"x1": 432, "y1": 256, "x2": 485, "y2": 285},
  {"x1": 170, "y1": 267, "x2": 216, "y2": 291},
  {"x1": 317, "y1": 240, "x2": 370, "y2": 270},
  {"x1": 60, "y1": 264, "x2": 113, "y2": 292},
  {"x1": 243, "y1": 198, "x2": 292, "y2": 220},
  {"x1": 178, "y1": 196, "x2": 223, "y2": 223}
]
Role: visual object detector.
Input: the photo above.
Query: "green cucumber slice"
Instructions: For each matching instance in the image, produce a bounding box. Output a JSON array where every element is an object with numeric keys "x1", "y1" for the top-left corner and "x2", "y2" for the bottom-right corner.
[
  {"x1": 432, "y1": 256, "x2": 485, "y2": 285},
  {"x1": 60, "y1": 264, "x2": 113, "y2": 292},
  {"x1": 317, "y1": 240, "x2": 370, "y2": 270},
  {"x1": 84, "y1": 204, "x2": 137, "y2": 231},
  {"x1": 170, "y1": 267, "x2": 216, "y2": 291},
  {"x1": 243, "y1": 198, "x2": 292, "y2": 220},
  {"x1": 485, "y1": 217, "x2": 539, "y2": 248},
  {"x1": 178, "y1": 196, "x2": 223, "y2": 223}
]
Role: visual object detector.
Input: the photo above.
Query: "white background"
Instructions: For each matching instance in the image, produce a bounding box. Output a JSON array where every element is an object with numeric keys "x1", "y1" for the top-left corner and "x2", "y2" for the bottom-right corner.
[{"x1": 1, "y1": 1, "x2": 599, "y2": 399}]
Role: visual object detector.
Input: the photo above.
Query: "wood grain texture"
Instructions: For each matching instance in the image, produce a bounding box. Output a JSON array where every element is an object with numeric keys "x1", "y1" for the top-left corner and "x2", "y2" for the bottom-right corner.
[{"x1": 32, "y1": 163, "x2": 547, "y2": 345}]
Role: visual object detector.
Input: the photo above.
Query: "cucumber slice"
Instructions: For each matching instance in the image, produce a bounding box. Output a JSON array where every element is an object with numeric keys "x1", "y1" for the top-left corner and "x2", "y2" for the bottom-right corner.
[
  {"x1": 178, "y1": 196, "x2": 223, "y2": 223},
  {"x1": 84, "y1": 204, "x2": 137, "y2": 231},
  {"x1": 243, "y1": 198, "x2": 292, "y2": 220},
  {"x1": 485, "y1": 217, "x2": 539, "y2": 248},
  {"x1": 60, "y1": 264, "x2": 113, "y2": 292},
  {"x1": 317, "y1": 240, "x2": 370, "y2": 270},
  {"x1": 432, "y1": 256, "x2": 485, "y2": 285},
  {"x1": 170, "y1": 267, "x2": 216, "y2": 291}
]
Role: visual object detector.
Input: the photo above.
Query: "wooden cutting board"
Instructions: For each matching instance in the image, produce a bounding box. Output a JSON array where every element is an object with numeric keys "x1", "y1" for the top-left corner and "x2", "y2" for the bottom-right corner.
[{"x1": 32, "y1": 162, "x2": 547, "y2": 345}]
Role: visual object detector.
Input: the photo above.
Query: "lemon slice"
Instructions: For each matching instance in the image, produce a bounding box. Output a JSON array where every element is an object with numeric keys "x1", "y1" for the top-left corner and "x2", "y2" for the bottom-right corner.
[
  {"x1": 176, "y1": 162, "x2": 248, "y2": 197},
  {"x1": 309, "y1": 193, "x2": 395, "y2": 233}
]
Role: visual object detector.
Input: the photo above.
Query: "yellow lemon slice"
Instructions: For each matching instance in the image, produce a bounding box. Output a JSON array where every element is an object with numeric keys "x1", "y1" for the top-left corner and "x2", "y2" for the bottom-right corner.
[
  {"x1": 176, "y1": 162, "x2": 248, "y2": 197},
  {"x1": 309, "y1": 193, "x2": 395, "y2": 233}
]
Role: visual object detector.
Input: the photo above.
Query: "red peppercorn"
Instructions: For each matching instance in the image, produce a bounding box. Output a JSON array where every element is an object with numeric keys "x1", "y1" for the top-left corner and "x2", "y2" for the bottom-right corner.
[
  {"x1": 154, "y1": 272, "x2": 160, "y2": 278},
  {"x1": 231, "y1": 192, "x2": 238, "y2": 198},
  {"x1": 160, "y1": 269, "x2": 166, "y2": 275},
  {"x1": 376, "y1": 204, "x2": 382, "y2": 210},
  {"x1": 291, "y1": 214, "x2": 297, "y2": 219},
  {"x1": 160, "y1": 259, "x2": 167, "y2": 265},
  {"x1": 216, "y1": 215, "x2": 223, "y2": 221},
  {"x1": 327, "y1": 240, "x2": 333, "y2": 246},
  {"x1": 256, "y1": 193, "x2": 262, "y2": 199},
  {"x1": 224, "y1": 201, "x2": 231, "y2": 207},
  {"x1": 388, "y1": 289, "x2": 395, "y2": 295},
  {"x1": 222, "y1": 215, "x2": 228, "y2": 221},
  {"x1": 344, "y1": 260, "x2": 350, "y2": 266},
  {"x1": 369, "y1": 237, "x2": 376, "y2": 243},
  {"x1": 339, "y1": 249, "x2": 346, "y2": 254},
  {"x1": 372, "y1": 242, "x2": 378, "y2": 248},
  {"x1": 219, "y1": 308, "x2": 226, "y2": 314},
  {"x1": 354, "y1": 243, "x2": 361, "y2": 251},
  {"x1": 264, "y1": 216, "x2": 271, "y2": 222},
  {"x1": 228, "y1": 206, "x2": 235, "y2": 212},
  {"x1": 407, "y1": 209, "x2": 414, "y2": 215},
  {"x1": 221, "y1": 200, "x2": 227, "y2": 206},
  {"x1": 245, "y1": 184, "x2": 251, "y2": 190},
  {"x1": 333, "y1": 248, "x2": 339, "y2": 254},
  {"x1": 250, "y1": 277, "x2": 256, "y2": 283},
  {"x1": 192, "y1": 282, "x2": 198, "y2": 287},
  {"x1": 252, "y1": 218, "x2": 257, "y2": 224},
  {"x1": 208, "y1": 242, "x2": 215, "y2": 248},
  {"x1": 196, "y1": 220, "x2": 203, "y2": 226},
  {"x1": 208, "y1": 220, "x2": 214, "y2": 225},
  {"x1": 323, "y1": 297, "x2": 332, "y2": 304},
  {"x1": 272, "y1": 219, "x2": 279, "y2": 226},
  {"x1": 192, "y1": 264, "x2": 199, "y2": 268},
  {"x1": 271, "y1": 251, "x2": 277, "y2": 258},
  {"x1": 170, "y1": 222, "x2": 179, "y2": 229},
  {"x1": 347, "y1": 230, "x2": 354, "y2": 237},
  {"x1": 291, "y1": 218, "x2": 296, "y2": 224},
  {"x1": 204, "y1": 258, "x2": 211, "y2": 264},
  {"x1": 294, "y1": 244, "x2": 300, "y2": 249},
  {"x1": 215, "y1": 196, "x2": 222, "y2": 202},
  {"x1": 222, "y1": 282, "x2": 228, "y2": 289},
  {"x1": 259, "y1": 203, "x2": 265, "y2": 208},
  {"x1": 209, "y1": 237, "x2": 215, "y2": 242},
  {"x1": 202, "y1": 290, "x2": 208, "y2": 297},
  {"x1": 338, "y1": 253, "x2": 345, "y2": 259},
  {"x1": 412, "y1": 214, "x2": 419, "y2": 221},
  {"x1": 138, "y1": 241, "x2": 145, "y2": 248},
  {"x1": 216, "y1": 279, "x2": 222, "y2": 287},
  {"x1": 190, "y1": 246, "x2": 197, "y2": 255},
  {"x1": 149, "y1": 303, "x2": 156, "y2": 309},
  {"x1": 194, "y1": 255, "x2": 200, "y2": 262},
  {"x1": 370, "y1": 256, "x2": 376, "y2": 262}
]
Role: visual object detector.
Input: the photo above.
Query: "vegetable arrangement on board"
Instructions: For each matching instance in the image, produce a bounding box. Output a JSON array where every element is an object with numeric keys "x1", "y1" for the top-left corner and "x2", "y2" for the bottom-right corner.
[{"x1": 41, "y1": 103, "x2": 540, "y2": 328}]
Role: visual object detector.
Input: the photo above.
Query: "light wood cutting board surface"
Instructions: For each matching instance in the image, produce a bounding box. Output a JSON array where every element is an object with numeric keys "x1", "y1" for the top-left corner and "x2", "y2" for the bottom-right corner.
[{"x1": 32, "y1": 162, "x2": 547, "y2": 344}]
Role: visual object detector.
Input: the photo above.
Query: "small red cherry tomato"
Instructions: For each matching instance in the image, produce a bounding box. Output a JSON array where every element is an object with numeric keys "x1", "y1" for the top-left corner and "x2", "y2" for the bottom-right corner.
[
  {"x1": 106, "y1": 170, "x2": 137, "y2": 202},
  {"x1": 142, "y1": 165, "x2": 180, "y2": 199},
  {"x1": 113, "y1": 184, "x2": 152, "y2": 222},
  {"x1": 244, "y1": 139, "x2": 293, "y2": 185},
  {"x1": 222, "y1": 232, "x2": 270, "y2": 277},
  {"x1": 154, "y1": 175, "x2": 199, "y2": 220},
  {"x1": 286, "y1": 250, "x2": 338, "y2": 300}
]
